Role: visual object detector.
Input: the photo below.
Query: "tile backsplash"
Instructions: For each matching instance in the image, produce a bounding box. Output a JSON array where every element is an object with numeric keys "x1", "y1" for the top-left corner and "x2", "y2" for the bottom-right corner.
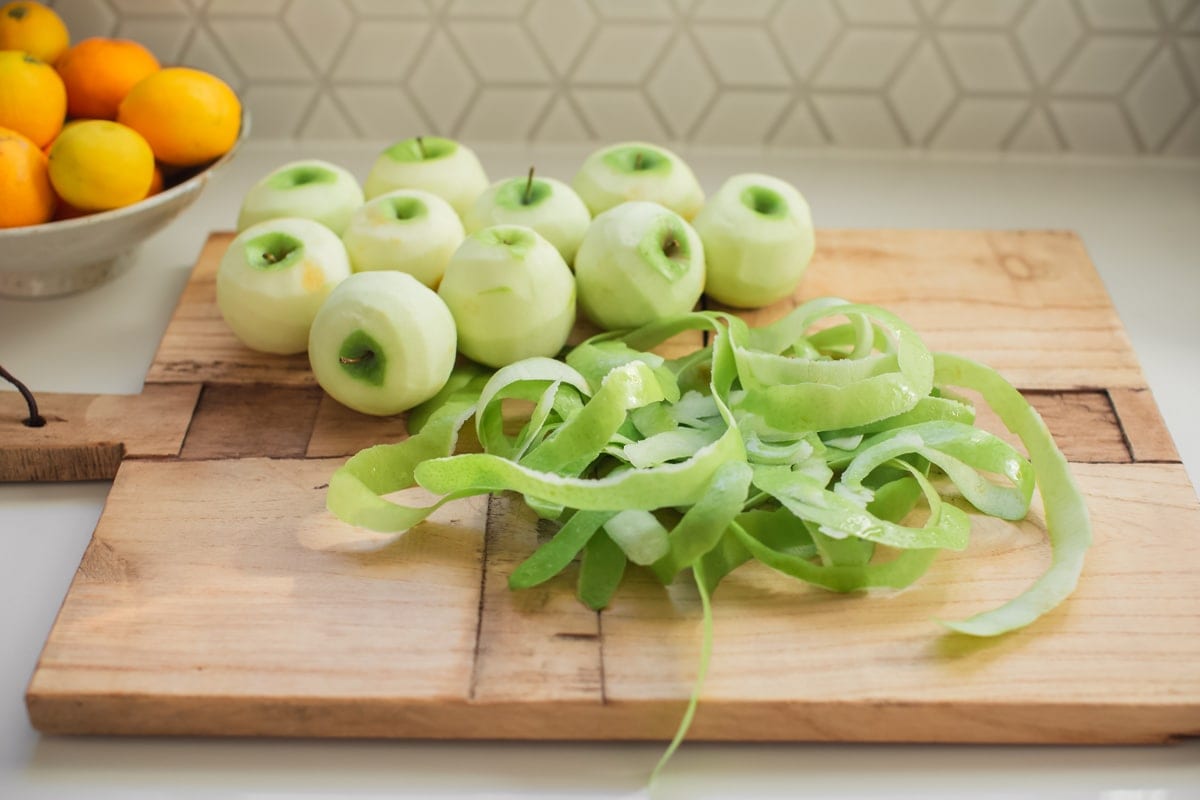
[{"x1": 49, "y1": 0, "x2": 1200, "y2": 156}]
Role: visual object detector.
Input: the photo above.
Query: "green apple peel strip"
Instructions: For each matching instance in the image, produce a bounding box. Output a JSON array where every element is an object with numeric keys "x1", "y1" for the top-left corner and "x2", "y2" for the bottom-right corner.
[
  {"x1": 930, "y1": 352, "x2": 1092, "y2": 636},
  {"x1": 322, "y1": 298, "x2": 1091, "y2": 772}
]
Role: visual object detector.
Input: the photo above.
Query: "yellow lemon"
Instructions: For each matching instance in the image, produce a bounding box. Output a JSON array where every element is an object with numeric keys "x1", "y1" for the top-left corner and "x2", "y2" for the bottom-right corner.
[{"x1": 47, "y1": 119, "x2": 155, "y2": 211}]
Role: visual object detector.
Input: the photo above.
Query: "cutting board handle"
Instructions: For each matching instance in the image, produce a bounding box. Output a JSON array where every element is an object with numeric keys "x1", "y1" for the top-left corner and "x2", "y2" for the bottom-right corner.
[{"x1": 0, "y1": 384, "x2": 200, "y2": 482}]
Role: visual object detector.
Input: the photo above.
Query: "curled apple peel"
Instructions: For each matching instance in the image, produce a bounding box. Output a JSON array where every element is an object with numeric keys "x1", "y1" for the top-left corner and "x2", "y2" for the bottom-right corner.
[{"x1": 321, "y1": 299, "x2": 1092, "y2": 776}]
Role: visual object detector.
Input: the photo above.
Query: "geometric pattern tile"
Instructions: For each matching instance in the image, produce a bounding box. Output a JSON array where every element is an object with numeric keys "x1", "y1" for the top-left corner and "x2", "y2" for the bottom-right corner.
[
  {"x1": 811, "y1": 93, "x2": 906, "y2": 148},
  {"x1": 1054, "y1": 37, "x2": 1158, "y2": 95},
  {"x1": 939, "y1": 32, "x2": 1030, "y2": 92},
  {"x1": 646, "y1": 36, "x2": 719, "y2": 138},
  {"x1": 1007, "y1": 108, "x2": 1063, "y2": 153},
  {"x1": 525, "y1": 0, "x2": 596, "y2": 75},
  {"x1": 691, "y1": 90, "x2": 791, "y2": 145},
  {"x1": 1016, "y1": 0, "x2": 1086, "y2": 83},
  {"x1": 814, "y1": 29, "x2": 919, "y2": 90},
  {"x1": 1051, "y1": 99, "x2": 1141, "y2": 154},
  {"x1": 574, "y1": 23, "x2": 672, "y2": 84},
  {"x1": 42, "y1": 0, "x2": 1200, "y2": 156},
  {"x1": 888, "y1": 42, "x2": 956, "y2": 142},
  {"x1": 836, "y1": 0, "x2": 919, "y2": 25},
  {"x1": 931, "y1": 97, "x2": 1028, "y2": 150}
]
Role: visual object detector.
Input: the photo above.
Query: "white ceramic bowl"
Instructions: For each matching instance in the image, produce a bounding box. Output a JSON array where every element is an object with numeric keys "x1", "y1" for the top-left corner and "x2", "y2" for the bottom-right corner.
[{"x1": 0, "y1": 113, "x2": 249, "y2": 299}]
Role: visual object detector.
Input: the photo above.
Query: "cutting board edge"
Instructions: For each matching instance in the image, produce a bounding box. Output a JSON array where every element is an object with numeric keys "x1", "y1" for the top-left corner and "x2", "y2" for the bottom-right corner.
[{"x1": 24, "y1": 690, "x2": 1200, "y2": 744}]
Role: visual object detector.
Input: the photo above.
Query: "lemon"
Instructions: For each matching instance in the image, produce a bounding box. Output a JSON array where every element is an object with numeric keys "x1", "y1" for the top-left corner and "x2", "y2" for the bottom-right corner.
[{"x1": 47, "y1": 119, "x2": 154, "y2": 211}]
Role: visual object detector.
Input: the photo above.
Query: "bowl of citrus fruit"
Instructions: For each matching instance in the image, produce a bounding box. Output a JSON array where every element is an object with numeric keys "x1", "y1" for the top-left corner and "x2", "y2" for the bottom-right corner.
[{"x1": 0, "y1": 1, "x2": 245, "y2": 298}]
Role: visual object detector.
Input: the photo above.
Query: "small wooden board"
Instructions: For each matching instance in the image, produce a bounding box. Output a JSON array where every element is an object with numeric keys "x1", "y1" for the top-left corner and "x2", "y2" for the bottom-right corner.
[{"x1": 17, "y1": 230, "x2": 1200, "y2": 744}]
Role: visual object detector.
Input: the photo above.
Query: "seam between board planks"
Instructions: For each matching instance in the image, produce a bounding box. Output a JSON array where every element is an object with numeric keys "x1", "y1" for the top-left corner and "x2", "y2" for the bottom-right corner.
[
  {"x1": 64, "y1": 381, "x2": 1178, "y2": 470},
  {"x1": 468, "y1": 498, "x2": 498, "y2": 702}
]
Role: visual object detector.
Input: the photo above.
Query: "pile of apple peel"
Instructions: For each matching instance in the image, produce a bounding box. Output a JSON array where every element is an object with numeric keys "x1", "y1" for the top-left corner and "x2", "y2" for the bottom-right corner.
[{"x1": 324, "y1": 297, "x2": 1091, "y2": 771}]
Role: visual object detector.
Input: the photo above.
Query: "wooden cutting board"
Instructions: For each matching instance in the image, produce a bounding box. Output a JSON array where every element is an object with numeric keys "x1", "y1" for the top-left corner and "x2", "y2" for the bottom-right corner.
[{"x1": 9, "y1": 230, "x2": 1200, "y2": 743}]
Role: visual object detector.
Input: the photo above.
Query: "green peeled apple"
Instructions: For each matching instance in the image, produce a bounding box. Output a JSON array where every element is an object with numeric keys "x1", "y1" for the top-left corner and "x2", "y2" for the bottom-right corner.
[
  {"x1": 573, "y1": 200, "x2": 705, "y2": 331},
  {"x1": 364, "y1": 136, "x2": 489, "y2": 218},
  {"x1": 463, "y1": 169, "x2": 591, "y2": 266},
  {"x1": 571, "y1": 142, "x2": 704, "y2": 220},
  {"x1": 438, "y1": 225, "x2": 576, "y2": 368},
  {"x1": 217, "y1": 217, "x2": 353, "y2": 355},
  {"x1": 308, "y1": 271, "x2": 458, "y2": 416},
  {"x1": 237, "y1": 160, "x2": 364, "y2": 235},
  {"x1": 692, "y1": 173, "x2": 815, "y2": 309},
  {"x1": 341, "y1": 189, "x2": 465, "y2": 287}
]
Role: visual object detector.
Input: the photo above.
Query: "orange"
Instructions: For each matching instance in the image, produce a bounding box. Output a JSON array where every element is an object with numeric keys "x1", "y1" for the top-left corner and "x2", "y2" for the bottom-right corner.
[
  {"x1": 146, "y1": 164, "x2": 164, "y2": 197},
  {"x1": 0, "y1": 49, "x2": 65, "y2": 148},
  {"x1": 117, "y1": 67, "x2": 241, "y2": 167},
  {"x1": 0, "y1": 125, "x2": 54, "y2": 227},
  {"x1": 47, "y1": 119, "x2": 155, "y2": 211},
  {"x1": 57, "y1": 37, "x2": 160, "y2": 121},
  {"x1": 0, "y1": 1, "x2": 68, "y2": 64}
]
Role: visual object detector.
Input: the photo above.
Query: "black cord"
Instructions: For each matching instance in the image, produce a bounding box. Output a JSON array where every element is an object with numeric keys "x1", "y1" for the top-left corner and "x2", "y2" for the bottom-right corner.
[{"x1": 0, "y1": 364, "x2": 46, "y2": 428}]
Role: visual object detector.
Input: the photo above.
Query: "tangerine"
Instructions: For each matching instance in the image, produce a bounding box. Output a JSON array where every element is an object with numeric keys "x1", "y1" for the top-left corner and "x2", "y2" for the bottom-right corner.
[
  {"x1": 0, "y1": 125, "x2": 54, "y2": 227},
  {"x1": 118, "y1": 67, "x2": 240, "y2": 167},
  {"x1": 57, "y1": 37, "x2": 160, "y2": 121},
  {"x1": 146, "y1": 164, "x2": 164, "y2": 197},
  {"x1": 0, "y1": 49, "x2": 65, "y2": 148},
  {"x1": 0, "y1": 1, "x2": 68, "y2": 64}
]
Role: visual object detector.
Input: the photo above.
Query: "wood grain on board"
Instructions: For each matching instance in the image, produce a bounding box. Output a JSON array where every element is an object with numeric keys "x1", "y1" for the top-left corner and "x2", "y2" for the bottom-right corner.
[
  {"x1": 21, "y1": 228, "x2": 1200, "y2": 744},
  {"x1": 470, "y1": 493, "x2": 604, "y2": 705},
  {"x1": 732, "y1": 229, "x2": 1145, "y2": 391},
  {"x1": 1109, "y1": 388, "x2": 1180, "y2": 463},
  {"x1": 25, "y1": 458, "x2": 1200, "y2": 742},
  {"x1": 306, "y1": 393, "x2": 409, "y2": 458},
  {"x1": 180, "y1": 384, "x2": 324, "y2": 460}
]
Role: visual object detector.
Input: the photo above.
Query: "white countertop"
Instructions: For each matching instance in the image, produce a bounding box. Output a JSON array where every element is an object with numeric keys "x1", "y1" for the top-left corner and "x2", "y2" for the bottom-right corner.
[{"x1": 2, "y1": 142, "x2": 1198, "y2": 799}]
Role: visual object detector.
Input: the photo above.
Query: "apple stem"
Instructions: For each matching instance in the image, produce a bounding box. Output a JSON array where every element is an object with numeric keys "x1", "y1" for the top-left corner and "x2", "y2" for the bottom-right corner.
[
  {"x1": 0, "y1": 363, "x2": 46, "y2": 428},
  {"x1": 339, "y1": 351, "x2": 373, "y2": 365},
  {"x1": 663, "y1": 236, "x2": 680, "y2": 259},
  {"x1": 416, "y1": 136, "x2": 426, "y2": 158},
  {"x1": 523, "y1": 166, "x2": 535, "y2": 205},
  {"x1": 635, "y1": 152, "x2": 644, "y2": 170},
  {"x1": 263, "y1": 252, "x2": 278, "y2": 264}
]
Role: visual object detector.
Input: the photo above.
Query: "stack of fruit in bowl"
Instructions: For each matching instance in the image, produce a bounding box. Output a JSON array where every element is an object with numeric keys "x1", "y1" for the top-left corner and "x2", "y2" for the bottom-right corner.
[
  {"x1": 216, "y1": 136, "x2": 817, "y2": 419},
  {"x1": 0, "y1": 0, "x2": 241, "y2": 227},
  {"x1": 0, "y1": 0, "x2": 244, "y2": 298}
]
